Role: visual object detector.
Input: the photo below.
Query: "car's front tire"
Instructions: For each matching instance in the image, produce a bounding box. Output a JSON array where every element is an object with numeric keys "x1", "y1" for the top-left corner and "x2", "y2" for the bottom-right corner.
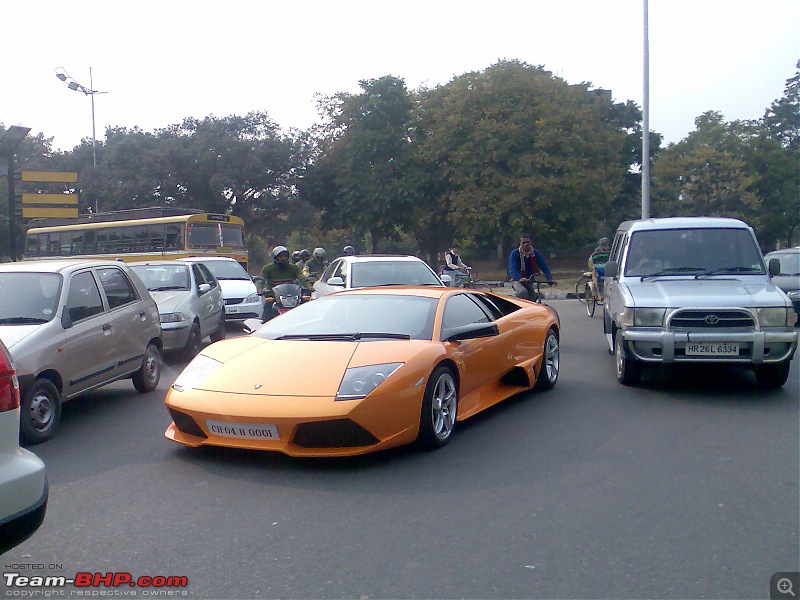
[
  {"x1": 182, "y1": 322, "x2": 202, "y2": 360},
  {"x1": 615, "y1": 333, "x2": 640, "y2": 385},
  {"x1": 535, "y1": 328, "x2": 560, "y2": 391},
  {"x1": 418, "y1": 366, "x2": 458, "y2": 449},
  {"x1": 210, "y1": 312, "x2": 226, "y2": 342},
  {"x1": 133, "y1": 343, "x2": 162, "y2": 393},
  {"x1": 754, "y1": 360, "x2": 791, "y2": 390},
  {"x1": 20, "y1": 379, "x2": 61, "y2": 445}
]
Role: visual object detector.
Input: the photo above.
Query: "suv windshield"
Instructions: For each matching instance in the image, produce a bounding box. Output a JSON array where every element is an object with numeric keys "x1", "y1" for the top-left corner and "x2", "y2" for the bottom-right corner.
[
  {"x1": 0, "y1": 273, "x2": 62, "y2": 323},
  {"x1": 624, "y1": 228, "x2": 765, "y2": 278}
]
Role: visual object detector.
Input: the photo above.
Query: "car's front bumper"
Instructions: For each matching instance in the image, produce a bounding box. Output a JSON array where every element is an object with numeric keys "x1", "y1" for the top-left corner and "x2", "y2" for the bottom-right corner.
[
  {"x1": 223, "y1": 299, "x2": 262, "y2": 321},
  {"x1": 622, "y1": 328, "x2": 798, "y2": 363},
  {"x1": 161, "y1": 323, "x2": 191, "y2": 352}
]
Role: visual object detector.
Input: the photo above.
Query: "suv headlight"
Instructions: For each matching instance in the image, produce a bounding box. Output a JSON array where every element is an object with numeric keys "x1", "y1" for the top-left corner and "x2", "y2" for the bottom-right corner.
[
  {"x1": 634, "y1": 308, "x2": 666, "y2": 327},
  {"x1": 160, "y1": 312, "x2": 186, "y2": 324},
  {"x1": 758, "y1": 307, "x2": 789, "y2": 327},
  {"x1": 336, "y1": 363, "x2": 403, "y2": 400}
]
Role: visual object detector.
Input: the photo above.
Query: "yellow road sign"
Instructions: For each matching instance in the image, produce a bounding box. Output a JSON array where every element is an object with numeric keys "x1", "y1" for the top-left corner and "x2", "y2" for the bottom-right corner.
[
  {"x1": 21, "y1": 193, "x2": 79, "y2": 205},
  {"x1": 22, "y1": 207, "x2": 79, "y2": 218},
  {"x1": 21, "y1": 171, "x2": 78, "y2": 183}
]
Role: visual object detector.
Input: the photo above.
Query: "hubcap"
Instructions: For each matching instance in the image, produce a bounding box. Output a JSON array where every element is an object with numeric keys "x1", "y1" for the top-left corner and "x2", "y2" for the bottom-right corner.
[
  {"x1": 615, "y1": 337, "x2": 625, "y2": 376},
  {"x1": 29, "y1": 391, "x2": 53, "y2": 431},
  {"x1": 432, "y1": 373, "x2": 457, "y2": 440},
  {"x1": 545, "y1": 334, "x2": 559, "y2": 382},
  {"x1": 144, "y1": 348, "x2": 160, "y2": 385}
]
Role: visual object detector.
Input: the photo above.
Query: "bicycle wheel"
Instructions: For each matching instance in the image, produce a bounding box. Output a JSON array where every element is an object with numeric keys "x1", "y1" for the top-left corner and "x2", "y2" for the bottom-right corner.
[
  {"x1": 585, "y1": 283, "x2": 596, "y2": 317},
  {"x1": 576, "y1": 276, "x2": 591, "y2": 303}
]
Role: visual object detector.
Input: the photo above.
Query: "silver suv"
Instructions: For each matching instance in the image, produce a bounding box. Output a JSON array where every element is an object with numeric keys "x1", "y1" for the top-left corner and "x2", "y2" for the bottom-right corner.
[
  {"x1": 0, "y1": 260, "x2": 163, "y2": 443},
  {"x1": 603, "y1": 217, "x2": 798, "y2": 389}
]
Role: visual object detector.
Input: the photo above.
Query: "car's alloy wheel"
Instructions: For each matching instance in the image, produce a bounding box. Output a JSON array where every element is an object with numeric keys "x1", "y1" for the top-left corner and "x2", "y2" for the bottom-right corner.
[
  {"x1": 418, "y1": 366, "x2": 457, "y2": 449},
  {"x1": 133, "y1": 343, "x2": 162, "y2": 393},
  {"x1": 535, "y1": 328, "x2": 560, "y2": 390},
  {"x1": 615, "y1": 333, "x2": 640, "y2": 385},
  {"x1": 20, "y1": 379, "x2": 61, "y2": 444}
]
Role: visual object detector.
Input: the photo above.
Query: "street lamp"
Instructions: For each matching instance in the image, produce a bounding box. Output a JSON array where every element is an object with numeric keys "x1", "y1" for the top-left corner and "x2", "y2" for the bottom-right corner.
[{"x1": 54, "y1": 67, "x2": 107, "y2": 169}]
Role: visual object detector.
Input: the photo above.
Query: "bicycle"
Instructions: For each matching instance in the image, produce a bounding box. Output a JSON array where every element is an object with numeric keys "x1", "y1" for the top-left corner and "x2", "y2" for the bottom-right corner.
[{"x1": 528, "y1": 275, "x2": 557, "y2": 304}]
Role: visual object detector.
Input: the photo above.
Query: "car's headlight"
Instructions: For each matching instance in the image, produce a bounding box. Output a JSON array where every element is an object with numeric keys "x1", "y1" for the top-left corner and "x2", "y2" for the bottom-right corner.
[
  {"x1": 758, "y1": 307, "x2": 789, "y2": 327},
  {"x1": 787, "y1": 290, "x2": 800, "y2": 301},
  {"x1": 160, "y1": 312, "x2": 186, "y2": 324},
  {"x1": 619, "y1": 307, "x2": 635, "y2": 328},
  {"x1": 336, "y1": 363, "x2": 403, "y2": 400},
  {"x1": 634, "y1": 308, "x2": 666, "y2": 327},
  {"x1": 244, "y1": 293, "x2": 260, "y2": 304},
  {"x1": 172, "y1": 354, "x2": 222, "y2": 392}
]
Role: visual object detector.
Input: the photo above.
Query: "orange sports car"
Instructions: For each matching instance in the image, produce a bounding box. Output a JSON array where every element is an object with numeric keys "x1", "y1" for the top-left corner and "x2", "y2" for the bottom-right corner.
[{"x1": 164, "y1": 287, "x2": 560, "y2": 456}]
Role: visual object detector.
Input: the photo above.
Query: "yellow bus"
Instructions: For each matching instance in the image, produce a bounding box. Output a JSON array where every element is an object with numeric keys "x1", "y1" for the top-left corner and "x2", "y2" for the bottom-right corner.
[{"x1": 24, "y1": 208, "x2": 249, "y2": 271}]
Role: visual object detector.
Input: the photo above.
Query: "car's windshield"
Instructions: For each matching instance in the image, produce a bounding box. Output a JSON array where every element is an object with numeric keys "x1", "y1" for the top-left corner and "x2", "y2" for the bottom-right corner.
[
  {"x1": 350, "y1": 261, "x2": 442, "y2": 288},
  {"x1": 130, "y1": 264, "x2": 190, "y2": 291},
  {"x1": 0, "y1": 273, "x2": 62, "y2": 324},
  {"x1": 199, "y1": 260, "x2": 250, "y2": 280},
  {"x1": 768, "y1": 252, "x2": 800, "y2": 276},
  {"x1": 253, "y1": 294, "x2": 438, "y2": 341},
  {"x1": 624, "y1": 228, "x2": 765, "y2": 278}
]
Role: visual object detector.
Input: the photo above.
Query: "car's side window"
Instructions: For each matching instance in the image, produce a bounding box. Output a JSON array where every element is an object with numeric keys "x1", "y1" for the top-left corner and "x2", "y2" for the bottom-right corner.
[
  {"x1": 96, "y1": 267, "x2": 139, "y2": 310},
  {"x1": 66, "y1": 271, "x2": 105, "y2": 322},
  {"x1": 610, "y1": 232, "x2": 625, "y2": 263},
  {"x1": 333, "y1": 260, "x2": 347, "y2": 284},
  {"x1": 198, "y1": 264, "x2": 218, "y2": 289},
  {"x1": 441, "y1": 293, "x2": 491, "y2": 336},
  {"x1": 469, "y1": 293, "x2": 503, "y2": 320},
  {"x1": 191, "y1": 264, "x2": 207, "y2": 293},
  {"x1": 320, "y1": 260, "x2": 340, "y2": 283}
]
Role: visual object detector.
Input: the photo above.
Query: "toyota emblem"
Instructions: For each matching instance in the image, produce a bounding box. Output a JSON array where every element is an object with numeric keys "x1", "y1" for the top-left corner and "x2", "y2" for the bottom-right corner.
[{"x1": 705, "y1": 314, "x2": 720, "y2": 325}]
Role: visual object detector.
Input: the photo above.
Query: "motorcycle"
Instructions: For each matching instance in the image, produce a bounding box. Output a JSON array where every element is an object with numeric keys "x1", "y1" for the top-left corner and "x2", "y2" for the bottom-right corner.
[{"x1": 261, "y1": 282, "x2": 310, "y2": 323}]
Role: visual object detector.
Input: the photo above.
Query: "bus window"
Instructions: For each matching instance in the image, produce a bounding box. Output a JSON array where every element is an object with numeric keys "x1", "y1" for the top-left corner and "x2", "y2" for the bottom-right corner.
[
  {"x1": 84, "y1": 230, "x2": 96, "y2": 254},
  {"x1": 165, "y1": 224, "x2": 182, "y2": 250},
  {"x1": 25, "y1": 234, "x2": 41, "y2": 257},
  {"x1": 221, "y1": 225, "x2": 245, "y2": 249},
  {"x1": 47, "y1": 233, "x2": 60, "y2": 255},
  {"x1": 187, "y1": 223, "x2": 221, "y2": 248}
]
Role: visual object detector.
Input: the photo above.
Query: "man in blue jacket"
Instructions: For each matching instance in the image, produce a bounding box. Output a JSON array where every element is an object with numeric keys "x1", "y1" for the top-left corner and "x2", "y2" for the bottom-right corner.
[{"x1": 508, "y1": 233, "x2": 555, "y2": 300}]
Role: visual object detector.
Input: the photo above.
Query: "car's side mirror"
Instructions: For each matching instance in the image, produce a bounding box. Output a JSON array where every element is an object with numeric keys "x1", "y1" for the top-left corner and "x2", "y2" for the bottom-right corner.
[
  {"x1": 198, "y1": 283, "x2": 211, "y2": 295},
  {"x1": 440, "y1": 274, "x2": 453, "y2": 285},
  {"x1": 252, "y1": 276, "x2": 264, "y2": 285},
  {"x1": 769, "y1": 258, "x2": 781, "y2": 276},
  {"x1": 442, "y1": 321, "x2": 499, "y2": 342},
  {"x1": 604, "y1": 260, "x2": 618, "y2": 279},
  {"x1": 327, "y1": 276, "x2": 345, "y2": 287},
  {"x1": 61, "y1": 308, "x2": 73, "y2": 330}
]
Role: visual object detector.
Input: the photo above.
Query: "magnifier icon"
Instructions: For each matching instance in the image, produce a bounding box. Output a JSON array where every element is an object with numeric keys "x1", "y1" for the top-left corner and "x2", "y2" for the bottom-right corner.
[{"x1": 778, "y1": 578, "x2": 796, "y2": 597}]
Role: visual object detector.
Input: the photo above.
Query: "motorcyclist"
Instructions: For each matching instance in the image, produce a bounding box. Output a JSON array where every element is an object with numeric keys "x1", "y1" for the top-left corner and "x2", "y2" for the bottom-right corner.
[
  {"x1": 259, "y1": 246, "x2": 309, "y2": 322},
  {"x1": 592, "y1": 237, "x2": 610, "y2": 256},
  {"x1": 298, "y1": 248, "x2": 312, "y2": 267},
  {"x1": 290, "y1": 250, "x2": 302, "y2": 265},
  {"x1": 303, "y1": 247, "x2": 327, "y2": 283},
  {"x1": 343, "y1": 245, "x2": 356, "y2": 257}
]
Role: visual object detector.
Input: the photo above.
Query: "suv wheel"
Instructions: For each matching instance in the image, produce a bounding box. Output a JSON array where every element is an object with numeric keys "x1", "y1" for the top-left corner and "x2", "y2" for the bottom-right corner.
[
  {"x1": 20, "y1": 379, "x2": 61, "y2": 444},
  {"x1": 754, "y1": 360, "x2": 791, "y2": 391},
  {"x1": 615, "y1": 333, "x2": 640, "y2": 385}
]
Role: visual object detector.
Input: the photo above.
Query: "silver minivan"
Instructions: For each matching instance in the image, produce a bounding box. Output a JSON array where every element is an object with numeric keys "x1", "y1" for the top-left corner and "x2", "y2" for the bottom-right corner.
[
  {"x1": 129, "y1": 261, "x2": 225, "y2": 358},
  {"x1": 0, "y1": 259, "x2": 163, "y2": 443}
]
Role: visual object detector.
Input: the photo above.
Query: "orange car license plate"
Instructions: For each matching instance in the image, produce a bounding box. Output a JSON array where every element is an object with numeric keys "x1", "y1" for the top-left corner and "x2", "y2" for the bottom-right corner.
[{"x1": 206, "y1": 420, "x2": 280, "y2": 440}]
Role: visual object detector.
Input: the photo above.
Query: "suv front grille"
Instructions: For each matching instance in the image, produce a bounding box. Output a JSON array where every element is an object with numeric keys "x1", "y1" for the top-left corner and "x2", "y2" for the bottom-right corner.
[{"x1": 669, "y1": 309, "x2": 755, "y2": 331}]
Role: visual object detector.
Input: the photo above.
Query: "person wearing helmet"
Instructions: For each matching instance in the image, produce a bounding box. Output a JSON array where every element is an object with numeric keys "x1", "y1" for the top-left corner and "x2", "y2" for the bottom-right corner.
[
  {"x1": 302, "y1": 247, "x2": 327, "y2": 284},
  {"x1": 259, "y1": 246, "x2": 309, "y2": 322},
  {"x1": 593, "y1": 237, "x2": 610, "y2": 255},
  {"x1": 343, "y1": 245, "x2": 356, "y2": 257},
  {"x1": 298, "y1": 249, "x2": 312, "y2": 267},
  {"x1": 290, "y1": 250, "x2": 302, "y2": 265}
]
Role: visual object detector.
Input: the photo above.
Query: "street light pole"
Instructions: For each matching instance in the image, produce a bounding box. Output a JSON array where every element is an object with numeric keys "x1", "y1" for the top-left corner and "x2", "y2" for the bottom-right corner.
[
  {"x1": 642, "y1": 0, "x2": 651, "y2": 220},
  {"x1": 90, "y1": 67, "x2": 97, "y2": 168}
]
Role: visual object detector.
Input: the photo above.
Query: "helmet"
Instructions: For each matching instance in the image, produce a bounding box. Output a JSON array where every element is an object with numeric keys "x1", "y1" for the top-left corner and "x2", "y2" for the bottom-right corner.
[
  {"x1": 312, "y1": 247, "x2": 326, "y2": 261},
  {"x1": 272, "y1": 245, "x2": 289, "y2": 263},
  {"x1": 292, "y1": 250, "x2": 300, "y2": 260},
  {"x1": 299, "y1": 249, "x2": 311, "y2": 261},
  {"x1": 598, "y1": 237, "x2": 609, "y2": 245},
  {"x1": 343, "y1": 245, "x2": 355, "y2": 256}
]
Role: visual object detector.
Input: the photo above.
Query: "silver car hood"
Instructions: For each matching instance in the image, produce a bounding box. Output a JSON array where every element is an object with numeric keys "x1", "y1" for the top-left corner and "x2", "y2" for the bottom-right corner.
[
  {"x1": 625, "y1": 278, "x2": 789, "y2": 308},
  {"x1": 148, "y1": 290, "x2": 190, "y2": 313},
  {"x1": 0, "y1": 324, "x2": 45, "y2": 350}
]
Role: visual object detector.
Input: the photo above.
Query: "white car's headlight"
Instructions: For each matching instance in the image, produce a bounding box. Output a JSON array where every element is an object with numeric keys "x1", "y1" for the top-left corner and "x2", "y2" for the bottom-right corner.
[
  {"x1": 160, "y1": 312, "x2": 186, "y2": 324},
  {"x1": 173, "y1": 354, "x2": 222, "y2": 392},
  {"x1": 758, "y1": 307, "x2": 789, "y2": 327},
  {"x1": 634, "y1": 308, "x2": 666, "y2": 327},
  {"x1": 336, "y1": 363, "x2": 403, "y2": 400},
  {"x1": 787, "y1": 290, "x2": 800, "y2": 301},
  {"x1": 244, "y1": 293, "x2": 260, "y2": 304}
]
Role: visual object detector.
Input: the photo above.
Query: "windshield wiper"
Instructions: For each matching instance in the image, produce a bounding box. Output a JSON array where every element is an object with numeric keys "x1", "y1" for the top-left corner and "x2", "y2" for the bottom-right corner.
[
  {"x1": 0, "y1": 317, "x2": 49, "y2": 324},
  {"x1": 149, "y1": 286, "x2": 187, "y2": 291},
  {"x1": 696, "y1": 267, "x2": 761, "y2": 278},
  {"x1": 640, "y1": 267, "x2": 705, "y2": 280},
  {"x1": 275, "y1": 332, "x2": 411, "y2": 341}
]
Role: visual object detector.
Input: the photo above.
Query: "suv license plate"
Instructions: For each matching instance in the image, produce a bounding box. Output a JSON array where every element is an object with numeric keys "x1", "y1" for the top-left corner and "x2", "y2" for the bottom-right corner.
[
  {"x1": 206, "y1": 420, "x2": 280, "y2": 440},
  {"x1": 685, "y1": 343, "x2": 739, "y2": 356}
]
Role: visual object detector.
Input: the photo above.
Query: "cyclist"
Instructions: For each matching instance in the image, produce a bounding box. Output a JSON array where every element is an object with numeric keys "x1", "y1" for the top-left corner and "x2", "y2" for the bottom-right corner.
[
  {"x1": 443, "y1": 243, "x2": 471, "y2": 287},
  {"x1": 508, "y1": 233, "x2": 555, "y2": 300}
]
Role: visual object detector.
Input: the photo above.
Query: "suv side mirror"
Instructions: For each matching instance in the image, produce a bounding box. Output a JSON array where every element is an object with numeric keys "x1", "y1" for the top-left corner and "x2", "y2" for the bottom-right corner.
[
  {"x1": 604, "y1": 260, "x2": 618, "y2": 279},
  {"x1": 769, "y1": 258, "x2": 781, "y2": 276}
]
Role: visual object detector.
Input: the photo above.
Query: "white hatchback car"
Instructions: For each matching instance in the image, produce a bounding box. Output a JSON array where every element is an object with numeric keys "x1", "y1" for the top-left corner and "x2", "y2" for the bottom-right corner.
[
  {"x1": 129, "y1": 261, "x2": 225, "y2": 358},
  {"x1": 0, "y1": 338, "x2": 48, "y2": 554},
  {"x1": 180, "y1": 257, "x2": 262, "y2": 323},
  {"x1": 312, "y1": 255, "x2": 447, "y2": 299}
]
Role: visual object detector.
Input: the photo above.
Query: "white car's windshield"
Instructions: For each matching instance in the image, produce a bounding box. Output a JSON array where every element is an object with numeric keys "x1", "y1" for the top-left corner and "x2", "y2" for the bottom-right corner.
[
  {"x1": 131, "y1": 265, "x2": 190, "y2": 291},
  {"x1": 254, "y1": 294, "x2": 438, "y2": 341},
  {"x1": 200, "y1": 261, "x2": 251, "y2": 281},
  {"x1": 625, "y1": 228, "x2": 765, "y2": 278},
  {"x1": 769, "y1": 253, "x2": 800, "y2": 276},
  {"x1": 0, "y1": 273, "x2": 62, "y2": 324},
  {"x1": 350, "y1": 261, "x2": 442, "y2": 288}
]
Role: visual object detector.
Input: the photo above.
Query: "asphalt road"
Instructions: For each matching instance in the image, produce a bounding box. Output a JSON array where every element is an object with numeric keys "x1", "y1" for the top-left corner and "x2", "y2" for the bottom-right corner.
[{"x1": 4, "y1": 301, "x2": 799, "y2": 599}]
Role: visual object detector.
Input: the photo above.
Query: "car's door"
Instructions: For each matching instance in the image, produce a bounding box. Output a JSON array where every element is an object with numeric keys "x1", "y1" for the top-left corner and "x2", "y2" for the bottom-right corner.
[
  {"x1": 95, "y1": 266, "x2": 149, "y2": 377},
  {"x1": 59, "y1": 269, "x2": 118, "y2": 398},
  {"x1": 604, "y1": 230, "x2": 628, "y2": 336},
  {"x1": 439, "y1": 293, "x2": 508, "y2": 416},
  {"x1": 192, "y1": 263, "x2": 221, "y2": 337}
]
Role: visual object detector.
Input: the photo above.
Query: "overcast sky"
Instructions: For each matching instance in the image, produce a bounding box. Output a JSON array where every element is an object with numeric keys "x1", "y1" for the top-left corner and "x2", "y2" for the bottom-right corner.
[{"x1": 3, "y1": 0, "x2": 798, "y2": 152}]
